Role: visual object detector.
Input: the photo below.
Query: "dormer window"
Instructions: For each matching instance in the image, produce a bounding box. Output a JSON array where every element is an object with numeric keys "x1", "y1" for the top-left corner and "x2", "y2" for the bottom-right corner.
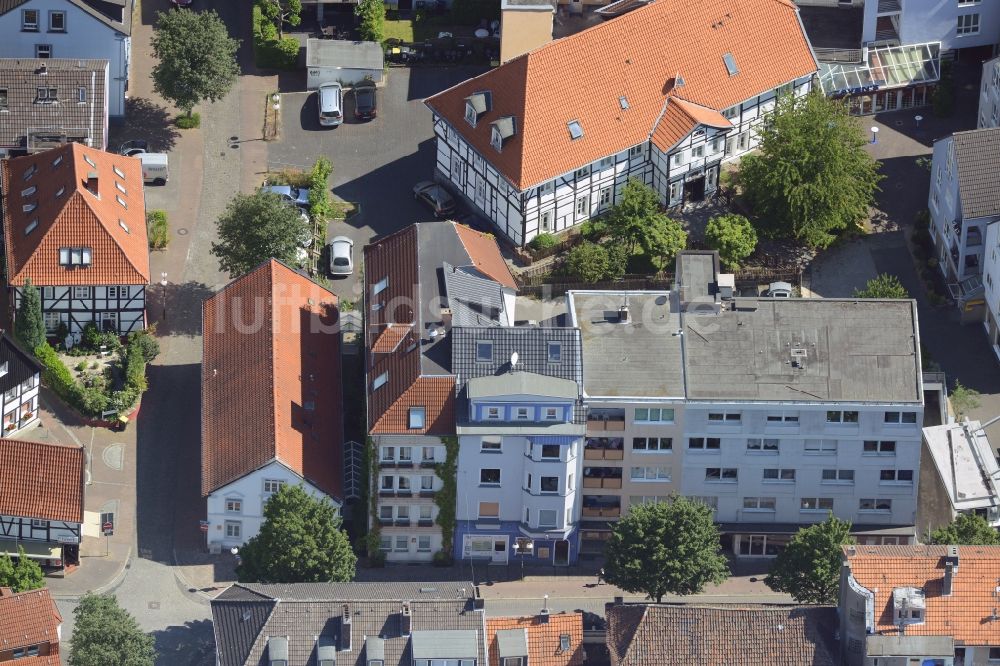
[
  {"x1": 490, "y1": 116, "x2": 516, "y2": 153},
  {"x1": 35, "y1": 87, "x2": 57, "y2": 102},
  {"x1": 464, "y1": 91, "x2": 491, "y2": 127},
  {"x1": 59, "y1": 247, "x2": 92, "y2": 266},
  {"x1": 892, "y1": 587, "x2": 926, "y2": 626}
]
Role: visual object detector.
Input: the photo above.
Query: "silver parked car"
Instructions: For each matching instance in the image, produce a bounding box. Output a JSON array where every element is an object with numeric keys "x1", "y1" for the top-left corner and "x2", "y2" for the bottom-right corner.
[
  {"x1": 262, "y1": 185, "x2": 310, "y2": 207},
  {"x1": 328, "y1": 236, "x2": 354, "y2": 276},
  {"x1": 413, "y1": 180, "x2": 456, "y2": 218},
  {"x1": 318, "y1": 83, "x2": 343, "y2": 127}
]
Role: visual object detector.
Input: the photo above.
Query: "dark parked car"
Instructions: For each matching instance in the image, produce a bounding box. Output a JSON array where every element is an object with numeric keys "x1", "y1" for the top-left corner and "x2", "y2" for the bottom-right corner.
[
  {"x1": 413, "y1": 181, "x2": 456, "y2": 218},
  {"x1": 354, "y1": 82, "x2": 377, "y2": 121}
]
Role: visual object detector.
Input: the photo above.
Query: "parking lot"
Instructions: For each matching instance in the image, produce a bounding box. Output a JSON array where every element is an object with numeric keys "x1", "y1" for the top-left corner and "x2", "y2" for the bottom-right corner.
[{"x1": 269, "y1": 66, "x2": 486, "y2": 301}]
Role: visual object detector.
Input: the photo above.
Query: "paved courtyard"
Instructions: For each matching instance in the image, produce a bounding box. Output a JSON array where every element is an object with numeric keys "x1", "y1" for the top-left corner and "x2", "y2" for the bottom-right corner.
[{"x1": 269, "y1": 66, "x2": 486, "y2": 302}]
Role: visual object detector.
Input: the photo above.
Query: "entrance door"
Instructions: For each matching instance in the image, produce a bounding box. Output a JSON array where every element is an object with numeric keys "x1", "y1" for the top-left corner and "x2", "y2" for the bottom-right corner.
[
  {"x1": 684, "y1": 176, "x2": 706, "y2": 203},
  {"x1": 492, "y1": 538, "x2": 508, "y2": 564},
  {"x1": 554, "y1": 539, "x2": 569, "y2": 566},
  {"x1": 705, "y1": 165, "x2": 719, "y2": 194}
]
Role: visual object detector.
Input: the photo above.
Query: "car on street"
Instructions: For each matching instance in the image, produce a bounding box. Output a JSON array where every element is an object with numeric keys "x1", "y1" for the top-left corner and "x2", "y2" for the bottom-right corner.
[
  {"x1": 318, "y1": 83, "x2": 343, "y2": 127},
  {"x1": 262, "y1": 185, "x2": 310, "y2": 207},
  {"x1": 119, "y1": 139, "x2": 148, "y2": 157},
  {"x1": 328, "y1": 236, "x2": 354, "y2": 276},
  {"x1": 413, "y1": 181, "x2": 456, "y2": 218},
  {"x1": 354, "y1": 82, "x2": 377, "y2": 121}
]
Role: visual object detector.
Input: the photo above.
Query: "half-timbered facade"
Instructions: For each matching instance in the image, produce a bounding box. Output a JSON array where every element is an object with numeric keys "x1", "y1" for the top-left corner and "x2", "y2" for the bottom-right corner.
[
  {"x1": 0, "y1": 332, "x2": 42, "y2": 435},
  {"x1": 3, "y1": 142, "x2": 150, "y2": 338},
  {"x1": 425, "y1": 0, "x2": 818, "y2": 247},
  {"x1": 0, "y1": 438, "x2": 85, "y2": 573}
]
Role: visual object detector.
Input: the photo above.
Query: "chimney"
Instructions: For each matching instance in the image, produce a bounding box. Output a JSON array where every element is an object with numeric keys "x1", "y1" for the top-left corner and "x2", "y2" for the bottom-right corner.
[
  {"x1": 0, "y1": 587, "x2": 13, "y2": 597},
  {"x1": 400, "y1": 602, "x2": 412, "y2": 636},
  {"x1": 943, "y1": 562, "x2": 955, "y2": 596},
  {"x1": 340, "y1": 604, "x2": 352, "y2": 651},
  {"x1": 86, "y1": 171, "x2": 98, "y2": 194},
  {"x1": 440, "y1": 308, "x2": 453, "y2": 330},
  {"x1": 618, "y1": 304, "x2": 630, "y2": 323}
]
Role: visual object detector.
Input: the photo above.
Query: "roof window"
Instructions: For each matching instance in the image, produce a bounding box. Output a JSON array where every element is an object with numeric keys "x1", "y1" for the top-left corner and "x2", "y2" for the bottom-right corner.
[
  {"x1": 119, "y1": 219, "x2": 130, "y2": 234},
  {"x1": 547, "y1": 341, "x2": 562, "y2": 363},
  {"x1": 409, "y1": 407, "x2": 426, "y2": 429},
  {"x1": 23, "y1": 164, "x2": 37, "y2": 180},
  {"x1": 476, "y1": 340, "x2": 493, "y2": 362},
  {"x1": 113, "y1": 165, "x2": 125, "y2": 179},
  {"x1": 373, "y1": 372, "x2": 388, "y2": 390},
  {"x1": 21, "y1": 186, "x2": 36, "y2": 197},
  {"x1": 619, "y1": 95, "x2": 629, "y2": 110},
  {"x1": 116, "y1": 195, "x2": 127, "y2": 209},
  {"x1": 115, "y1": 181, "x2": 126, "y2": 195},
  {"x1": 83, "y1": 154, "x2": 96, "y2": 168},
  {"x1": 52, "y1": 155, "x2": 62, "y2": 167},
  {"x1": 568, "y1": 120, "x2": 584, "y2": 140},
  {"x1": 24, "y1": 219, "x2": 38, "y2": 235},
  {"x1": 723, "y1": 52, "x2": 739, "y2": 76},
  {"x1": 372, "y1": 276, "x2": 388, "y2": 296},
  {"x1": 22, "y1": 202, "x2": 36, "y2": 213},
  {"x1": 55, "y1": 186, "x2": 65, "y2": 198}
]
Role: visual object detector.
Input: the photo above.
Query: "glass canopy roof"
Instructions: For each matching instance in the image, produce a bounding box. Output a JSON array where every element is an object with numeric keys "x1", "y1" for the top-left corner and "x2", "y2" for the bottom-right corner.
[{"x1": 820, "y1": 42, "x2": 941, "y2": 96}]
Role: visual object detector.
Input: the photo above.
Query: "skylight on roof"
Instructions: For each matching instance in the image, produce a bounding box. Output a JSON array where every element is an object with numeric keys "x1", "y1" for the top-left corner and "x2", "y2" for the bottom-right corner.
[
  {"x1": 619, "y1": 96, "x2": 629, "y2": 110},
  {"x1": 568, "y1": 120, "x2": 584, "y2": 140},
  {"x1": 723, "y1": 52, "x2": 739, "y2": 76},
  {"x1": 119, "y1": 219, "x2": 130, "y2": 234},
  {"x1": 84, "y1": 154, "x2": 96, "y2": 168},
  {"x1": 24, "y1": 219, "x2": 38, "y2": 235}
]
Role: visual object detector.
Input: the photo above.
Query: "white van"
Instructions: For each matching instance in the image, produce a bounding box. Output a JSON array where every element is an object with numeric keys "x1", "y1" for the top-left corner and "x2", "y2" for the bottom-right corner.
[
  {"x1": 138, "y1": 153, "x2": 168, "y2": 185},
  {"x1": 318, "y1": 83, "x2": 343, "y2": 127}
]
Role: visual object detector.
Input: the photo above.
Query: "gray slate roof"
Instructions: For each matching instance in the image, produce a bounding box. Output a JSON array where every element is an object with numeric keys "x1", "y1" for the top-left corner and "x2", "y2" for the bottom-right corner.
[
  {"x1": 0, "y1": 59, "x2": 108, "y2": 151},
  {"x1": 444, "y1": 262, "x2": 507, "y2": 327},
  {"x1": 452, "y1": 326, "x2": 582, "y2": 391},
  {"x1": 953, "y1": 127, "x2": 1000, "y2": 219},
  {"x1": 0, "y1": 331, "x2": 42, "y2": 393},
  {"x1": 212, "y1": 583, "x2": 485, "y2": 666},
  {"x1": 0, "y1": 0, "x2": 132, "y2": 34}
]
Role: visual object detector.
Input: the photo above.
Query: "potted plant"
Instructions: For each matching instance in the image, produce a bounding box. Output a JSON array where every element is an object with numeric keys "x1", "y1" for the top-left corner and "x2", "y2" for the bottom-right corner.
[{"x1": 5, "y1": 423, "x2": 16, "y2": 431}]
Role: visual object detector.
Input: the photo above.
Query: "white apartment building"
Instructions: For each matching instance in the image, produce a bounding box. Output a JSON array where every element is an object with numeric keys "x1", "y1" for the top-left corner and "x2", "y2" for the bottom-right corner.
[
  {"x1": 978, "y1": 55, "x2": 1000, "y2": 129},
  {"x1": 571, "y1": 252, "x2": 925, "y2": 558},
  {"x1": 424, "y1": 0, "x2": 817, "y2": 247},
  {"x1": 929, "y1": 127, "x2": 1000, "y2": 320}
]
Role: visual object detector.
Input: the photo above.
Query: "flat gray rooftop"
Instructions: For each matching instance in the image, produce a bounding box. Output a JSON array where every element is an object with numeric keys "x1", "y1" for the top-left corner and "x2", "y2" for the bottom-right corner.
[
  {"x1": 683, "y1": 299, "x2": 921, "y2": 402},
  {"x1": 568, "y1": 291, "x2": 685, "y2": 399},
  {"x1": 923, "y1": 421, "x2": 1000, "y2": 513}
]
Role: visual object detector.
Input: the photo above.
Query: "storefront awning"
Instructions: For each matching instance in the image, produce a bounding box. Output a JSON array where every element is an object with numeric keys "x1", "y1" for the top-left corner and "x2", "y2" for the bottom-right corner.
[
  {"x1": 0, "y1": 538, "x2": 62, "y2": 560},
  {"x1": 820, "y1": 42, "x2": 940, "y2": 96}
]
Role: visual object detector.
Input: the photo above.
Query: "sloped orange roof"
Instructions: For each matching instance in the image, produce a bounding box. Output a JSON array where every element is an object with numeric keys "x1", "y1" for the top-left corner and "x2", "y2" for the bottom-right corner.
[
  {"x1": 453, "y1": 223, "x2": 517, "y2": 289},
  {"x1": 426, "y1": 0, "x2": 816, "y2": 190},
  {"x1": 371, "y1": 323, "x2": 414, "y2": 354},
  {"x1": 0, "y1": 588, "x2": 61, "y2": 663},
  {"x1": 486, "y1": 614, "x2": 585, "y2": 666},
  {"x1": 2, "y1": 143, "x2": 150, "y2": 286},
  {"x1": 201, "y1": 259, "x2": 343, "y2": 498},
  {"x1": 0, "y1": 439, "x2": 84, "y2": 523},
  {"x1": 844, "y1": 544, "x2": 1000, "y2": 644}
]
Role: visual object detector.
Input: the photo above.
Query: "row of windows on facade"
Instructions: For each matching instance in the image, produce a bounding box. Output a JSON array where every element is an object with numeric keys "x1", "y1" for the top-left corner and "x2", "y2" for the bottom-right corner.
[
  {"x1": 20, "y1": 9, "x2": 66, "y2": 31},
  {"x1": 589, "y1": 407, "x2": 916, "y2": 425},
  {"x1": 469, "y1": 468, "x2": 575, "y2": 493},
  {"x1": 474, "y1": 340, "x2": 563, "y2": 364},
  {"x1": 379, "y1": 504, "x2": 435, "y2": 522},
  {"x1": 703, "y1": 466, "x2": 912, "y2": 483},
  {"x1": 3, "y1": 398, "x2": 37, "y2": 428},
  {"x1": 379, "y1": 534, "x2": 434, "y2": 552},
  {"x1": 39, "y1": 286, "x2": 131, "y2": 299},
  {"x1": 222, "y1": 480, "x2": 286, "y2": 515},
  {"x1": 586, "y1": 436, "x2": 903, "y2": 455},
  {"x1": 2, "y1": 375, "x2": 37, "y2": 403},
  {"x1": 380, "y1": 474, "x2": 437, "y2": 491},
  {"x1": 0, "y1": 82, "x2": 89, "y2": 108},
  {"x1": 43, "y1": 311, "x2": 119, "y2": 332},
  {"x1": 382, "y1": 441, "x2": 569, "y2": 462}
]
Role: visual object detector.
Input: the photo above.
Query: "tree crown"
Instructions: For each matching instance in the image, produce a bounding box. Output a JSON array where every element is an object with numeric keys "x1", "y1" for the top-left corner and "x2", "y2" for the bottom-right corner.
[
  {"x1": 211, "y1": 191, "x2": 312, "y2": 278},
  {"x1": 764, "y1": 513, "x2": 854, "y2": 604}
]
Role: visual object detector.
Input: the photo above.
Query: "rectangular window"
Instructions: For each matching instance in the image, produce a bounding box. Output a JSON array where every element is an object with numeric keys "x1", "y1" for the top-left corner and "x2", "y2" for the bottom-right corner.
[
  {"x1": 540, "y1": 476, "x2": 559, "y2": 493},
  {"x1": 544, "y1": 407, "x2": 558, "y2": 420},
  {"x1": 420, "y1": 505, "x2": 432, "y2": 520},
  {"x1": 476, "y1": 340, "x2": 493, "y2": 362},
  {"x1": 379, "y1": 505, "x2": 393, "y2": 520},
  {"x1": 381, "y1": 476, "x2": 394, "y2": 490},
  {"x1": 632, "y1": 437, "x2": 672, "y2": 452},
  {"x1": 633, "y1": 407, "x2": 674, "y2": 423},
  {"x1": 884, "y1": 411, "x2": 918, "y2": 424},
  {"x1": 48, "y1": 10, "x2": 65, "y2": 31},
  {"x1": 379, "y1": 536, "x2": 392, "y2": 551},
  {"x1": 880, "y1": 469, "x2": 914, "y2": 483},
  {"x1": 480, "y1": 469, "x2": 500, "y2": 485},
  {"x1": 417, "y1": 535, "x2": 432, "y2": 552},
  {"x1": 742, "y1": 497, "x2": 776, "y2": 511},
  {"x1": 598, "y1": 186, "x2": 612, "y2": 209},
  {"x1": 422, "y1": 446, "x2": 434, "y2": 462},
  {"x1": 987, "y1": 647, "x2": 1000, "y2": 660},
  {"x1": 478, "y1": 501, "x2": 499, "y2": 518},
  {"x1": 481, "y1": 438, "x2": 501, "y2": 453},
  {"x1": 691, "y1": 145, "x2": 704, "y2": 158},
  {"x1": 859, "y1": 498, "x2": 893, "y2": 512},
  {"x1": 822, "y1": 469, "x2": 855, "y2": 483},
  {"x1": 746, "y1": 438, "x2": 779, "y2": 452},
  {"x1": 630, "y1": 466, "x2": 671, "y2": 481},
  {"x1": 800, "y1": 498, "x2": 834, "y2": 511},
  {"x1": 398, "y1": 446, "x2": 411, "y2": 462},
  {"x1": 35, "y1": 44, "x2": 51, "y2": 59},
  {"x1": 538, "y1": 509, "x2": 557, "y2": 527},
  {"x1": 705, "y1": 467, "x2": 738, "y2": 482},
  {"x1": 372, "y1": 276, "x2": 388, "y2": 296},
  {"x1": 72, "y1": 286, "x2": 90, "y2": 299},
  {"x1": 573, "y1": 166, "x2": 589, "y2": 179},
  {"x1": 420, "y1": 476, "x2": 433, "y2": 490},
  {"x1": 486, "y1": 406, "x2": 501, "y2": 420},
  {"x1": 225, "y1": 499, "x2": 242, "y2": 513},
  {"x1": 672, "y1": 151, "x2": 684, "y2": 166},
  {"x1": 722, "y1": 106, "x2": 738, "y2": 120},
  {"x1": 225, "y1": 521, "x2": 241, "y2": 538},
  {"x1": 43, "y1": 312, "x2": 59, "y2": 332},
  {"x1": 372, "y1": 372, "x2": 388, "y2": 390},
  {"x1": 957, "y1": 12, "x2": 980, "y2": 35},
  {"x1": 629, "y1": 145, "x2": 643, "y2": 157},
  {"x1": 864, "y1": 440, "x2": 896, "y2": 455},
  {"x1": 263, "y1": 479, "x2": 285, "y2": 494},
  {"x1": 763, "y1": 469, "x2": 796, "y2": 482},
  {"x1": 767, "y1": 413, "x2": 799, "y2": 423},
  {"x1": 575, "y1": 194, "x2": 590, "y2": 219},
  {"x1": 398, "y1": 476, "x2": 411, "y2": 491},
  {"x1": 826, "y1": 410, "x2": 859, "y2": 423},
  {"x1": 803, "y1": 439, "x2": 837, "y2": 454},
  {"x1": 540, "y1": 444, "x2": 560, "y2": 460},
  {"x1": 708, "y1": 412, "x2": 741, "y2": 423},
  {"x1": 688, "y1": 437, "x2": 721, "y2": 450},
  {"x1": 599, "y1": 156, "x2": 614, "y2": 170},
  {"x1": 22, "y1": 9, "x2": 38, "y2": 30},
  {"x1": 514, "y1": 406, "x2": 529, "y2": 420},
  {"x1": 394, "y1": 536, "x2": 408, "y2": 552},
  {"x1": 396, "y1": 505, "x2": 410, "y2": 520}
]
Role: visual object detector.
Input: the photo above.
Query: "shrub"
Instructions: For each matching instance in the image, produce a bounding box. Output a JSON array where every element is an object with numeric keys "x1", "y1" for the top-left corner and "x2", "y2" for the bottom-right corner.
[
  {"x1": 308, "y1": 157, "x2": 334, "y2": 221},
  {"x1": 75, "y1": 361, "x2": 87, "y2": 372},
  {"x1": 34, "y1": 343, "x2": 81, "y2": 408},
  {"x1": 127, "y1": 328, "x2": 160, "y2": 363},
  {"x1": 432, "y1": 550, "x2": 453, "y2": 567},
  {"x1": 78, "y1": 385, "x2": 109, "y2": 415},
  {"x1": 704, "y1": 213, "x2": 758, "y2": 268},
  {"x1": 566, "y1": 242, "x2": 612, "y2": 283},
  {"x1": 580, "y1": 218, "x2": 608, "y2": 241},
  {"x1": 529, "y1": 233, "x2": 558, "y2": 251},
  {"x1": 147, "y1": 210, "x2": 169, "y2": 250},
  {"x1": 252, "y1": 6, "x2": 300, "y2": 70},
  {"x1": 81, "y1": 323, "x2": 102, "y2": 350},
  {"x1": 176, "y1": 113, "x2": 201, "y2": 129},
  {"x1": 914, "y1": 209, "x2": 930, "y2": 231},
  {"x1": 122, "y1": 345, "x2": 148, "y2": 394}
]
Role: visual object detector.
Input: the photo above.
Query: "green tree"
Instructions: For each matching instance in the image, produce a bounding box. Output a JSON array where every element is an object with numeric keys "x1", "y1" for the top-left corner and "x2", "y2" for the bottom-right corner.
[
  {"x1": 950, "y1": 380, "x2": 981, "y2": 419},
  {"x1": 606, "y1": 179, "x2": 687, "y2": 270},
  {"x1": 151, "y1": 9, "x2": 240, "y2": 117},
  {"x1": 854, "y1": 273, "x2": 908, "y2": 298},
  {"x1": 764, "y1": 513, "x2": 854, "y2": 604},
  {"x1": 704, "y1": 214, "x2": 758, "y2": 268},
  {"x1": 739, "y1": 90, "x2": 883, "y2": 248},
  {"x1": 355, "y1": 0, "x2": 385, "y2": 42},
  {"x1": 237, "y1": 484, "x2": 356, "y2": 583},
  {"x1": 15, "y1": 279, "x2": 45, "y2": 351},
  {"x1": 211, "y1": 191, "x2": 311, "y2": 278},
  {"x1": 565, "y1": 242, "x2": 611, "y2": 283},
  {"x1": 257, "y1": 0, "x2": 301, "y2": 38},
  {"x1": 69, "y1": 592, "x2": 155, "y2": 666},
  {"x1": 604, "y1": 497, "x2": 728, "y2": 602},
  {"x1": 928, "y1": 513, "x2": 1000, "y2": 545},
  {"x1": 0, "y1": 547, "x2": 44, "y2": 592}
]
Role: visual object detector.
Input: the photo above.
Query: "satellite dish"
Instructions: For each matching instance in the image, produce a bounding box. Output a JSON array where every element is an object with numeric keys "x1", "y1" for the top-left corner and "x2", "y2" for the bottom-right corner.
[{"x1": 510, "y1": 351, "x2": 519, "y2": 367}]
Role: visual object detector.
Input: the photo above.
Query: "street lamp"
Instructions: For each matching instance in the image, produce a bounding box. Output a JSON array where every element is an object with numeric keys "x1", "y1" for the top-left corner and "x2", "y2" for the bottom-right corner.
[
  {"x1": 870, "y1": 126, "x2": 880, "y2": 144},
  {"x1": 160, "y1": 272, "x2": 168, "y2": 321},
  {"x1": 914, "y1": 115, "x2": 923, "y2": 129}
]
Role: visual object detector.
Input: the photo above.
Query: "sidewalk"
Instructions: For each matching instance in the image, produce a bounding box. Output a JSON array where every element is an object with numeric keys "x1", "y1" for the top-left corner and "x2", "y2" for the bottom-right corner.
[{"x1": 15, "y1": 389, "x2": 137, "y2": 599}]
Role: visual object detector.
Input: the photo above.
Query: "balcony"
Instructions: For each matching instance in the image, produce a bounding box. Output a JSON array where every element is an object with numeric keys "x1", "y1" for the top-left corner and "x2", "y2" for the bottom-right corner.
[
  {"x1": 585, "y1": 437, "x2": 624, "y2": 460},
  {"x1": 582, "y1": 496, "x2": 622, "y2": 518},
  {"x1": 583, "y1": 467, "x2": 623, "y2": 489},
  {"x1": 587, "y1": 409, "x2": 626, "y2": 432},
  {"x1": 967, "y1": 228, "x2": 983, "y2": 248},
  {"x1": 876, "y1": 0, "x2": 901, "y2": 15}
]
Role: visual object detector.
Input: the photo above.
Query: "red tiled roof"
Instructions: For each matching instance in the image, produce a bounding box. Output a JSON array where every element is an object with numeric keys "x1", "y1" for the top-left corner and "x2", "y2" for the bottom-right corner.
[
  {"x1": 844, "y1": 544, "x2": 1000, "y2": 644},
  {"x1": 607, "y1": 604, "x2": 838, "y2": 666},
  {"x1": 201, "y1": 260, "x2": 343, "y2": 498},
  {"x1": 0, "y1": 439, "x2": 84, "y2": 523},
  {"x1": 486, "y1": 614, "x2": 585, "y2": 666},
  {"x1": 0, "y1": 588, "x2": 61, "y2": 664},
  {"x1": 371, "y1": 324, "x2": 414, "y2": 354},
  {"x1": 426, "y1": 0, "x2": 817, "y2": 190},
  {"x1": 2, "y1": 143, "x2": 150, "y2": 286},
  {"x1": 651, "y1": 97, "x2": 733, "y2": 152},
  {"x1": 453, "y1": 223, "x2": 517, "y2": 289}
]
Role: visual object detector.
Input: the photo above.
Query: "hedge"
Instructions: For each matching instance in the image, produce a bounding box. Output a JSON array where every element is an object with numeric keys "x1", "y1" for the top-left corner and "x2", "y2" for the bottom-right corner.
[
  {"x1": 252, "y1": 4, "x2": 300, "y2": 70},
  {"x1": 34, "y1": 343, "x2": 81, "y2": 408},
  {"x1": 147, "y1": 210, "x2": 169, "y2": 249}
]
